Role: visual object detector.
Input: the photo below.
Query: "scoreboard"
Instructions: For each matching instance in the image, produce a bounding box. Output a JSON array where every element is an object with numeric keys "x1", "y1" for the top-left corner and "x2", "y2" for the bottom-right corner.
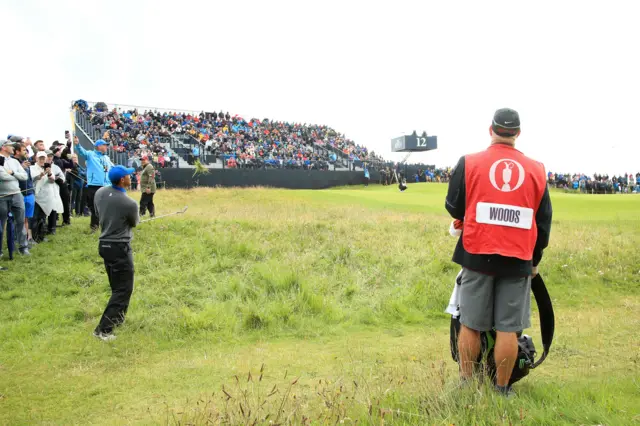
[{"x1": 391, "y1": 131, "x2": 437, "y2": 152}]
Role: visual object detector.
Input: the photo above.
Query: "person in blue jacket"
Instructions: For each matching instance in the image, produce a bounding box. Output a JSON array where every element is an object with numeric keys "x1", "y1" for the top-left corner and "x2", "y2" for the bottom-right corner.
[{"x1": 73, "y1": 136, "x2": 114, "y2": 232}]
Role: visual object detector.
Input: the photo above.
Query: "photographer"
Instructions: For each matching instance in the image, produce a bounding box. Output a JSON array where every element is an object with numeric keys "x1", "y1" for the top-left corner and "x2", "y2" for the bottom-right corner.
[
  {"x1": 52, "y1": 145, "x2": 73, "y2": 226},
  {"x1": 30, "y1": 152, "x2": 63, "y2": 243},
  {"x1": 0, "y1": 140, "x2": 30, "y2": 256}
]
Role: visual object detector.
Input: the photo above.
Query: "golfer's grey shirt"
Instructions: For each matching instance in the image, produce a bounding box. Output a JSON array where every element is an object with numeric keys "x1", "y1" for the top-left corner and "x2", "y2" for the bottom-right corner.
[{"x1": 94, "y1": 186, "x2": 139, "y2": 243}]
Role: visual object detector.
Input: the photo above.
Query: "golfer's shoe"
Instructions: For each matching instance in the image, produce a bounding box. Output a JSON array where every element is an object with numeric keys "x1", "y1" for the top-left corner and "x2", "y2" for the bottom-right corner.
[{"x1": 93, "y1": 331, "x2": 117, "y2": 342}]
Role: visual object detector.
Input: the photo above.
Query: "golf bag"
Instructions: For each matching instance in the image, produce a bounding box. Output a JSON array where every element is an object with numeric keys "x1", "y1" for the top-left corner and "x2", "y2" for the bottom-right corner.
[
  {"x1": 393, "y1": 169, "x2": 407, "y2": 191},
  {"x1": 449, "y1": 274, "x2": 555, "y2": 386}
]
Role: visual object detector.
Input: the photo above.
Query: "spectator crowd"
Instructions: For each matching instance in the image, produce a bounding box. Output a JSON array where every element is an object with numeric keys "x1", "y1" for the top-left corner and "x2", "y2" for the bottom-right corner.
[
  {"x1": 547, "y1": 171, "x2": 640, "y2": 194},
  {"x1": 0, "y1": 132, "x2": 161, "y2": 270},
  {"x1": 73, "y1": 100, "x2": 384, "y2": 170}
]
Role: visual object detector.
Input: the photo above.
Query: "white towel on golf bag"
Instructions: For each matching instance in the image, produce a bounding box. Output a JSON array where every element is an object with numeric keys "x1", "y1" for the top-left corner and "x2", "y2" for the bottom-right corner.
[
  {"x1": 445, "y1": 269, "x2": 462, "y2": 318},
  {"x1": 445, "y1": 219, "x2": 463, "y2": 318}
]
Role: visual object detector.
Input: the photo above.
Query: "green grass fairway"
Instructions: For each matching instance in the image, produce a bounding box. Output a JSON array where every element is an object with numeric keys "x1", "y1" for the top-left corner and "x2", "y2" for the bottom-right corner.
[{"x1": 1, "y1": 184, "x2": 639, "y2": 425}]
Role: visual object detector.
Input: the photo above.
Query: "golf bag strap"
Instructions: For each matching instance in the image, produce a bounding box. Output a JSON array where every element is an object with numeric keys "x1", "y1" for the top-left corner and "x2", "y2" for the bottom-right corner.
[{"x1": 530, "y1": 274, "x2": 554, "y2": 368}]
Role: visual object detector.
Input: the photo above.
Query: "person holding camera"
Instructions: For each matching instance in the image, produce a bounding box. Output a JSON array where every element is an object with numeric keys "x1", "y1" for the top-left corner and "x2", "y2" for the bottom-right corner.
[
  {"x1": 52, "y1": 145, "x2": 73, "y2": 226},
  {"x1": 74, "y1": 136, "x2": 114, "y2": 233},
  {"x1": 0, "y1": 140, "x2": 30, "y2": 257},
  {"x1": 30, "y1": 151, "x2": 63, "y2": 243}
]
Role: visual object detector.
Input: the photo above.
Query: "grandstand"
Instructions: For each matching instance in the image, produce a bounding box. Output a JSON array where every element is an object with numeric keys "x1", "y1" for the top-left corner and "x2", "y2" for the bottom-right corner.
[{"x1": 71, "y1": 100, "x2": 386, "y2": 172}]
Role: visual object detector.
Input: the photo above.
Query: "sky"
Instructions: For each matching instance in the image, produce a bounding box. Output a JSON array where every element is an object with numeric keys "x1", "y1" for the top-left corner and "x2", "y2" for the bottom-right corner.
[{"x1": 1, "y1": 0, "x2": 639, "y2": 175}]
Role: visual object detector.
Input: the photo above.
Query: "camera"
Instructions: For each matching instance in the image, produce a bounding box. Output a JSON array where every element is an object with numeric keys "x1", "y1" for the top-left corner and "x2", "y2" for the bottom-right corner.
[
  {"x1": 44, "y1": 163, "x2": 52, "y2": 169},
  {"x1": 0, "y1": 156, "x2": 4, "y2": 167}
]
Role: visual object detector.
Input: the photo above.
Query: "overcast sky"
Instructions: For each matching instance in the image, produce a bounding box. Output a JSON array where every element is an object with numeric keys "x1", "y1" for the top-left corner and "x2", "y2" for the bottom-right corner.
[{"x1": 1, "y1": 0, "x2": 638, "y2": 175}]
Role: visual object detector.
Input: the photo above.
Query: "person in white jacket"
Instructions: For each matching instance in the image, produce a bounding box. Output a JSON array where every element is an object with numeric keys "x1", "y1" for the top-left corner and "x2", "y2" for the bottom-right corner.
[
  {"x1": 30, "y1": 151, "x2": 63, "y2": 242},
  {"x1": 0, "y1": 140, "x2": 30, "y2": 256}
]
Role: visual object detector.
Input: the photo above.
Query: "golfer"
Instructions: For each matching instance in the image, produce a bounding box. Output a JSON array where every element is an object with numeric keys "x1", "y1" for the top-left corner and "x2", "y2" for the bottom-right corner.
[
  {"x1": 138, "y1": 156, "x2": 156, "y2": 217},
  {"x1": 445, "y1": 108, "x2": 552, "y2": 396},
  {"x1": 93, "y1": 165, "x2": 139, "y2": 341}
]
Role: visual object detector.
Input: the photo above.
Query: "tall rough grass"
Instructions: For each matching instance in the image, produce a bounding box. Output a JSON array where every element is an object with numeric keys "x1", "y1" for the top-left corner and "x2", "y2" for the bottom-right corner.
[{"x1": 0, "y1": 185, "x2": 638, "y2": 425}]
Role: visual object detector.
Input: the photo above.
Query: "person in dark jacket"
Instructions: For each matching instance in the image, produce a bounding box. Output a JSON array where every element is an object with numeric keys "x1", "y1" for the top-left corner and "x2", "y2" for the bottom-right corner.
[
  {"x1": 69, "y1": 154, "x2": 86, "y2": 216},
  {"x1": 52, "y1": 145, "x2": 73, "y2": 226},
  {"x1": 138, "y1": 156, "x2": 156, "y2": 217},
  {"x1": 445, "y1": 108, "x2": 553, "y2": 396}
]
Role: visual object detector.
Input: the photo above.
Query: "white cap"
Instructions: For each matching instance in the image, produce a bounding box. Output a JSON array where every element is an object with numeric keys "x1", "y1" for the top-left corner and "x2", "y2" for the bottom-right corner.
[{"x1": 36, "y1": 151, "x2": 47, "y2": 158}]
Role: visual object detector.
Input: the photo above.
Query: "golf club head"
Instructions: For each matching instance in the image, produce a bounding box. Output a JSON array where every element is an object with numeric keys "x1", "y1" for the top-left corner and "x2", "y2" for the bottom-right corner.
[{"x1": 182, "y1": 206, "x2": 188, "y2": 213}]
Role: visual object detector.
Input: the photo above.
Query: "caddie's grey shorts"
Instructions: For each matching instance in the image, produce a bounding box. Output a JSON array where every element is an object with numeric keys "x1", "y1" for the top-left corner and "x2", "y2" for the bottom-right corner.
[{"x1": 458, "y1": 267, "x2": 531, "y2": 333}]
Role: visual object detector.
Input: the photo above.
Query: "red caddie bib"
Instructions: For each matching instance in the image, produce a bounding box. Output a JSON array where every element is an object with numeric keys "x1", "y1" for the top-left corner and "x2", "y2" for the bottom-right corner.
[{"x1": 462, "y1": 144, "x2": 547, "y2": 261}]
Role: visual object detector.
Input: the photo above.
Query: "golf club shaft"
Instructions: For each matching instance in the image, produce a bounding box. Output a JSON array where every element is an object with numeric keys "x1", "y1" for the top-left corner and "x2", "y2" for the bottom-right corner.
[{"x1": 139, "y1": 207, "x2": 188, "y2": 223}]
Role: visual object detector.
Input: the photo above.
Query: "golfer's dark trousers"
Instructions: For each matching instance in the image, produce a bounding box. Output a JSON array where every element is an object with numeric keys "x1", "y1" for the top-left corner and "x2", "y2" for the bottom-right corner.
[
  {"x1": 96, "y1": 241, "x2": 134, "y2": 334},
  {"x1": 87, "y1": 185, "x2": 101, "y2": 229},
  {"x1": 139, "y1": 192, "x2": 155, "y2": 217}
]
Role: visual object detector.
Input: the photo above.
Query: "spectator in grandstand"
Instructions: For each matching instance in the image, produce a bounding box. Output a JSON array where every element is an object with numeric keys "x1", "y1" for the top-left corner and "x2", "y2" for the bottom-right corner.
[
  {"x1": 78, "y1": 103, "x2": 382, "y2": 169},
  {"x1": 74, "y1": 136, "x2": 114, "y2": 233},
  {"x1": 0, "y1": 140, "x2": 30, "y2": 257}
]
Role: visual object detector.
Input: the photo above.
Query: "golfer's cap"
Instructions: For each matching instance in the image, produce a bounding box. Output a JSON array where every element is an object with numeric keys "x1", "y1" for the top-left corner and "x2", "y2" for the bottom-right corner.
[
  {"x1": 0, "y1": 139, "x2": 15, "y2": 148},
  {"x1": 94, "y1": 139, "x2": 107, "y2": 147},
  {"x1": 108, "y1": 165, "x2": 135, "y2": 183},
  {"x1": 36, "y1": 151, "x2": 47, "y2": 158},
  {"x1": 492, "y1": 108, "x2": 521, "y2": 137}
]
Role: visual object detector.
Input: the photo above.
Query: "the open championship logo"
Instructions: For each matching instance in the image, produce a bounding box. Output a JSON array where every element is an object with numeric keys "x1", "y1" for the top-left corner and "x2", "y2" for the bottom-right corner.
[
  {"x1": 489, "y1": 158, "x2": 525, "y2": 192},
  {"x1": 394, "y1": 139, "x2": 403, "y2": 150}
]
